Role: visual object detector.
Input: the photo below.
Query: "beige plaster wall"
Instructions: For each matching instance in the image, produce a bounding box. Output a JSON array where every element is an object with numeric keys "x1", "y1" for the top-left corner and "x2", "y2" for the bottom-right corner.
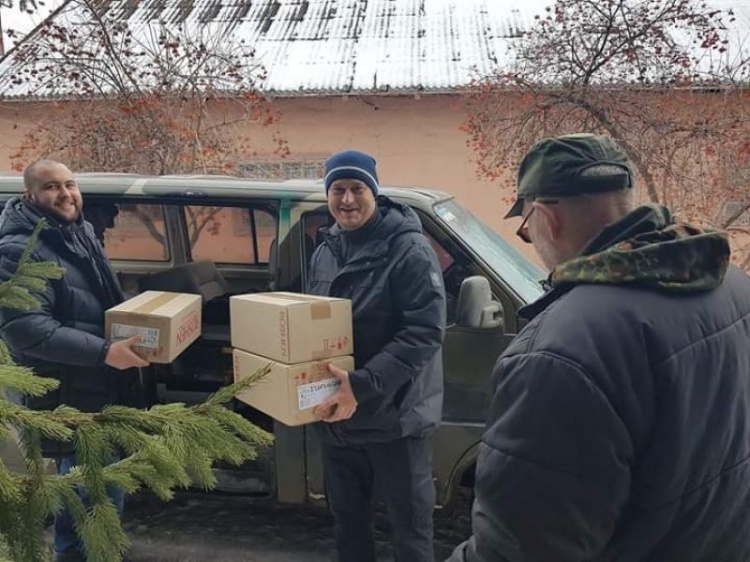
[
  {"x1": 240, "y1": 94, "x2": 524, "y2": 246},
  {"x1": 0, "y1": 95, "x2": 531, "y2": 259},
  {"x1": 2, "y1": 94, "x2": 748, "y2": 270}
]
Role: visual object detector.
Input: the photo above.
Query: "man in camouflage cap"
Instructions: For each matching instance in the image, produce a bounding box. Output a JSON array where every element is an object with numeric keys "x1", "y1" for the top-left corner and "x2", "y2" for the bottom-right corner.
[{"x1": 449, "y1": 134, "x2": 750, "y2": 561}]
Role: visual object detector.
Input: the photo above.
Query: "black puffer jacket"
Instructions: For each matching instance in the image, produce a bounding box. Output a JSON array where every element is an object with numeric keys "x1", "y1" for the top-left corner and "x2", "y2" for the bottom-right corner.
[
  {"x1": 0, "y1": 198, "x2": 128, "y2": 430},
  {"x1": 307, "y1": 196, "x2": 446, "y2": 445},
  {"x1": 450, "y1": 205, "x2": 750, "y2": 562}
]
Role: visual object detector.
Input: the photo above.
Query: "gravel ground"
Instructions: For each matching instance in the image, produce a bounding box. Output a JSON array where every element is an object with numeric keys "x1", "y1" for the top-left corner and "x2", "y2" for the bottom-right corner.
[{"x1": 123, "y1": 490, "x2": 473, "y2": 562}]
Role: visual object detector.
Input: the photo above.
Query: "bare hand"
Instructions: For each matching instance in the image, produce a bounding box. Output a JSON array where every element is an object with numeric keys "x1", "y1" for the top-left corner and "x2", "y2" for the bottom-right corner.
[
  {"x1": 106, "y1": 336, "x2": 150, "y2": 370},
  {"x1": 314, "y1": 364, "x2": 358, "y2": 423}
]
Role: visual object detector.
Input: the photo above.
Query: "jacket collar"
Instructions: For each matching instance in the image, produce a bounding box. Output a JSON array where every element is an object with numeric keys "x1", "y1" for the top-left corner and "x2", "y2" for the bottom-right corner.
[{"x1": 519, "y1": 204, "x2": 730, "y2": 320}]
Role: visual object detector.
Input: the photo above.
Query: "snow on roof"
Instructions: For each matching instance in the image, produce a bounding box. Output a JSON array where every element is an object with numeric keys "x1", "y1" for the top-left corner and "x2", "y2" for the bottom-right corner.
[
  {"x1": 0, "y1": 0, "x2": 747, "y2": 100},
  {"x1": 0, "y1": 0, "x2": 541, "y2": 99}
]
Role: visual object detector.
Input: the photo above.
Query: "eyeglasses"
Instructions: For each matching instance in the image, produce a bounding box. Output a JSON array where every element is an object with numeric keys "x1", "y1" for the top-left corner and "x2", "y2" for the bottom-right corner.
[{"x1": 516, "y1": 199, "x2": 559, "y2": 244}]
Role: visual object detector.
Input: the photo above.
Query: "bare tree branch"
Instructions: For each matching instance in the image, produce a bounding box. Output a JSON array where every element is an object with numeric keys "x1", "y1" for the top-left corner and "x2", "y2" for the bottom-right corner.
[
  {"x1": 186, "y1": 206, "x2": 224, "y2": 247},
  {"x1": 461, "y1": 0, "x2": 750, "y2": 269},
  {"x1": 132, "y1": 208, "x2": 166, "y2": 248}
]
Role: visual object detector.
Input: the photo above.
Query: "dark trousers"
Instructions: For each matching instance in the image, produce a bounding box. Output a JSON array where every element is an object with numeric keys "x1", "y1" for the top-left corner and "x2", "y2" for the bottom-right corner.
[{"x1": 321, "y1": 436, "x2": 435, "y2": 562}]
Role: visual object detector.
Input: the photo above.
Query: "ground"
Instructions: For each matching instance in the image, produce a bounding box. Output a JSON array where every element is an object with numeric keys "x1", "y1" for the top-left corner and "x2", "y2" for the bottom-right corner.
[{"x1": 123, "y1": 490, "x2": 473, "y2": 561}]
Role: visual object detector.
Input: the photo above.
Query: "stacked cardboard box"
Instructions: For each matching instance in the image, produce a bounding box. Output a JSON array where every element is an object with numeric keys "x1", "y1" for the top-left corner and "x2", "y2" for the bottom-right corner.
[{"x1": 230, "y1": 292, "x2": 354, "y2": 426}]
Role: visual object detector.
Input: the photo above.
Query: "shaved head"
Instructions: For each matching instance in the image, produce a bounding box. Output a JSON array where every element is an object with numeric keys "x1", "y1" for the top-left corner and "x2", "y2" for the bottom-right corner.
[
  {"x1": 24, "y1": 159, "x2": 67, "y2": 192},
  {"x1": 22, "y1": 160, "x2": 82, "y2": 224}
]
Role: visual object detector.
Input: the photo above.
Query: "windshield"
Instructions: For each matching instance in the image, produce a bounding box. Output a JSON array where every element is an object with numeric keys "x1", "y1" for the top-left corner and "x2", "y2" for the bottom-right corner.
[{"x1": 434, "y1": 200, "x2": 544, "y2": 304}]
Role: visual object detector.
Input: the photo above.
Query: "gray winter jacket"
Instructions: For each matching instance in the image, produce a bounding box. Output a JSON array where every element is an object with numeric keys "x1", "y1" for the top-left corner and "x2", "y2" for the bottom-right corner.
[
  {"x1": 0, "y1": 197, "x2": 129, "y2": 450},
  {"x1": 449, "y1": 205, "x2": 750, "y2": 562},
  {"x1": 307, "y1": 196, "x2": 446, "y2": 445}
]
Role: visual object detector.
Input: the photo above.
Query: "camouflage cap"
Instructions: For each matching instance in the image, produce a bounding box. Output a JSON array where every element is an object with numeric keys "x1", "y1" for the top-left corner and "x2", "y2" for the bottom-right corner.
[{"x1": 505, "y1": 133, "x2": 634, "y2": 218}]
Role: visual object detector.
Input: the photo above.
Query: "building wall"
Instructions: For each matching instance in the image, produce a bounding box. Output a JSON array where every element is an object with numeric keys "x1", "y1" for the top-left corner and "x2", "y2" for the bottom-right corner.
[
  {"x1": 238, "y1": 93, "x2": 524, "y2": 244},
  {"x1": 0, "y1": 94, "x2": 532, "y2": 259},
  {"x1": 6, "y1": 93, "x2": 745, "y2": 269}
]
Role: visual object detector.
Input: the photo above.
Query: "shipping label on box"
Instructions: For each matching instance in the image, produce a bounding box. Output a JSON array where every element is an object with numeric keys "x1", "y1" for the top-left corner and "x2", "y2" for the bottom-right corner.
[
  {"x1": 110, "y1": 323, "x2": 161, "y2": 349},
  {"x1": 105, "y1": 291, "x2": 202, "y2": 364},
  {"x1": 297, "y1": 378, "x2": 341, "y2": 411},
  {"x1": 230, "y1": 292, "x2": 353, "y2": 364},
  {"x1": 233, "y1": 348, "x2": 355, "y2": 427}
]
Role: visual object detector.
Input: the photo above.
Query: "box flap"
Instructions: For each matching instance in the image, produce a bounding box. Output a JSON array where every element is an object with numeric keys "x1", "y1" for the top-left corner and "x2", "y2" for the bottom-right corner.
[
  {"x1": 108, "y1": 291, "x2": 200, "y2": 317},
  {"x1": 271, "y1": 292, "x2": 346, "y2": 303},
  {"x1": 232, "y1": 292, "x2": 333, "y2": 320}
]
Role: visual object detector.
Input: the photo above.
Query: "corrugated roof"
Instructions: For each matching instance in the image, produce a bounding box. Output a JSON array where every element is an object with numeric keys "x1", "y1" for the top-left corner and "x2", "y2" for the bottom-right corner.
[
  {"x1": 0, "y1": 0, "x2": 747, "y2": 100},
  {"x1": 0, "y1": 0, "x2": 537, "y2": 99}
]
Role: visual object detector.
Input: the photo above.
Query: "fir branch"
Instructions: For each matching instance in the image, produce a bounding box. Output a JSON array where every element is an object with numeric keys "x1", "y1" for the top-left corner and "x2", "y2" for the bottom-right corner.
[
  {"x1": 80, "y1": 502, "x2": 128, "y2": 562},
  {"x1": 0, "y1": 224, "x2": 273, "y2": 561},
  {"x1": 200, "y1": 404, "x2": 273, "y2": 457},
  {"x1": 0, "y1": 462, "x2": 21, "y2": 504},
  {"x1": 203, "y1": 363, "x2": 271, "y2": 406},
  {"x1": 0, "y1": 342, "x2": 12, "y2": 368},
  {"x1": 0, "y1": 286, "x2": 43, "y2": 313},
  {"x1": 4, "y1": 405, "x2": 73, "y2": 443},
  {"x1": 0, "y1": 356, "x2": 59, "y2": 398},
  {"x1": 0, "y1": 222, "x2": 64, "y2": 313}
]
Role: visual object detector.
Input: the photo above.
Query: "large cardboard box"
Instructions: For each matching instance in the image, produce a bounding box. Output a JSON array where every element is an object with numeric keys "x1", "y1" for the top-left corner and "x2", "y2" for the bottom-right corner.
[
  {"x1": 230, "y1": 292, "x2": 353, "y2": 364},
  {"x1": 233, "y1": 349, "x2": 355, "y2": 426},
  {"x1": 105, "y1": 291, "x2": 202, "y2": 363}
]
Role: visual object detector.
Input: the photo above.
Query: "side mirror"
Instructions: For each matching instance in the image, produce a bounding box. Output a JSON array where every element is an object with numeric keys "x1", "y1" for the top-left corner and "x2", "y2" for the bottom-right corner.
[{"x1": 455, "y1": 276, "x2": 504, "y2": 330}]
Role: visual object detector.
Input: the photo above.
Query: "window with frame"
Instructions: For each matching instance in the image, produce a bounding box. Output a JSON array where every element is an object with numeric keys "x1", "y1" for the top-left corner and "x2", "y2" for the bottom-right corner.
[
  {"x1": 87, "y1": 201, "x2": 170, "y2": 262},
  {"x1": 237, "y1": 159, "x2": 325, "y2": 180},
  {"x1": 186, "y1": 206, "x2": 278, "y2": 265}
]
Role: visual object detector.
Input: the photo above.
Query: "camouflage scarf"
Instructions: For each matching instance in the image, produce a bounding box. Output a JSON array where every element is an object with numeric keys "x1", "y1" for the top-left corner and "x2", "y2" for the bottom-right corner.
[{"x1": 550, "y1": 204, "x2": 730, "y2": 292}]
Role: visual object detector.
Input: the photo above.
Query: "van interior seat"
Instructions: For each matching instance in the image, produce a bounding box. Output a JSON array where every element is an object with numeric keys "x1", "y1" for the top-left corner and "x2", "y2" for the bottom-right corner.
[
  {"x1": 138, "y1": 259, "x2": 230, "y2": 300},
  {"x1": 268, "y1": 239, "x2": 278, "y2": 291},
  {"x1": 138, "y1": 260, "x2": 231, "y2": 342},
  {"x1": 267, "y1": 235, "x2": 317, "y2": 292}
]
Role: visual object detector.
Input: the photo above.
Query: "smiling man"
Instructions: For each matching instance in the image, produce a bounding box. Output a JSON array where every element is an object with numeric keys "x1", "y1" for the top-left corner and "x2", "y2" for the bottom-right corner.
[
  {"x1": 307, "y1": 150, "x2": 447, "y2": 562},
  {"x1": 0, "y1": 159, "x2": 147, "y2": 561}
]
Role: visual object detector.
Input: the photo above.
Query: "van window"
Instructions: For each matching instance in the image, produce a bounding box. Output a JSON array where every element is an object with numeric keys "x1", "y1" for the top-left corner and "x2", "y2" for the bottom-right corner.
[
  {"x1": 426, "y1": 236, "x2": 455, "y2": 272},
  {"x1": 301, "y1": 212, "x2": 330, "y2": 267},
  {"x1": 434, "y1": 200, "x2": 544, "y2": 303},
  {"x1": 88, "y1": 202, "x2": 170, "y2": 262},
  {"x1": 186, "y1": 206, "x2": 278, "y2": 265},
  {"x1": 421, "y1": 229, "x2": 470, "y2": 324}
]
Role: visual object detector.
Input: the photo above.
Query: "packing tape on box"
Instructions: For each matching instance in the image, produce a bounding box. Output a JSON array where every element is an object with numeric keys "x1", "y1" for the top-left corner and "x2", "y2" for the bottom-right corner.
[
  {"x1": 265, "y1": 293, "x2": 332, "y2": 320},
  {"x1": 310, "y1": 301, "x2": 331, "y2": 320},
  {"x1": 132, "y1": 292, "x2": 182, "y2": 315}
]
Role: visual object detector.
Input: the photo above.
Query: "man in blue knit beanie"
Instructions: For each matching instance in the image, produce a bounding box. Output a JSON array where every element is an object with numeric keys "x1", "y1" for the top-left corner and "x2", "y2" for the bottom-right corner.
[
  {"x1": 308, "y1": 150, "x2": 446, "y2": 562},
  {"x1": 324, "y1": 150, "x2": 379, "y2": 198}
]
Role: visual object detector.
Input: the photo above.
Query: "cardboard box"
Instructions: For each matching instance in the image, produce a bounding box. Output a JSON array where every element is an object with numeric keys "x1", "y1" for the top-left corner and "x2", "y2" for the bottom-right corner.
[
  {"x1": 105, "y1": 291, "x2": 202, "y2": 363},
  {"x1": 230, "y1": 292, "x2": 353, "y2": 364},
  {"x1": 233, "y1": 348, "x2": 355, "y2": 426}
]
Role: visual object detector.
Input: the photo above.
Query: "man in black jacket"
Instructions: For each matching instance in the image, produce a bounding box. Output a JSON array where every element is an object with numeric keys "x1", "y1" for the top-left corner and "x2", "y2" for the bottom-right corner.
[
  {"x1": 0, "y1": 160, "x2": 148, "y2": 562},
  {"x1": 307, "y1": 150, "x2": 446, "y2": 562},
  {"x1": 449, "y1": 134, "x2": 750, "y2": 562}
]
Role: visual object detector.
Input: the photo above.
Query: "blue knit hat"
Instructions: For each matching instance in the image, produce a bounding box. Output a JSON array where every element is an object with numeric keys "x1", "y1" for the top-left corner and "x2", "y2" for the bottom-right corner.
[{"x1": 324, "y1": 150, "x2": 379, "y2": 196}]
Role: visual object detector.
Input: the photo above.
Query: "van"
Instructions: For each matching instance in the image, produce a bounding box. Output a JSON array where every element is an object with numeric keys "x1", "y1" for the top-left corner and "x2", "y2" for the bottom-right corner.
[{"x1": 0, "y1": 173, "x2": 543, "y2": 509}]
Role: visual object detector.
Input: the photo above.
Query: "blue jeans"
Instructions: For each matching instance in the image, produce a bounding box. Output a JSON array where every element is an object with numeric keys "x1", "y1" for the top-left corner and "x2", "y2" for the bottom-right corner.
[{"x1": 54, "y1": 455, "x2": 125, "y2": 558}]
